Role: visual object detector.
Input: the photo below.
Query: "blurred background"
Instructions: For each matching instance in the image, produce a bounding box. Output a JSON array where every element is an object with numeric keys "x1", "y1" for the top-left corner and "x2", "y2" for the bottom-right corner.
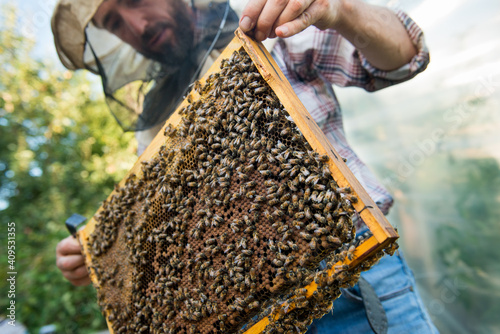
[{"x1": 0, "y1": 0, "x2": 499, "y2": 333}]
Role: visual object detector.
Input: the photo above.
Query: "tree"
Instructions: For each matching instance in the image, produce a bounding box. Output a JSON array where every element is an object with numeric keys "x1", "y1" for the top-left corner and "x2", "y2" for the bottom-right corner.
[{"x1": 0, "y1": 5, "x2": 136, "y2": 333}]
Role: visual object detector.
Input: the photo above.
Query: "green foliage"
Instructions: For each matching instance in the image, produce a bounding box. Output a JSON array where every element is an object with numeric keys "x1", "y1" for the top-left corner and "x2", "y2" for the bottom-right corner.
[{"x1": 0, "y1": 6, "x2": 136, "y2": 333}]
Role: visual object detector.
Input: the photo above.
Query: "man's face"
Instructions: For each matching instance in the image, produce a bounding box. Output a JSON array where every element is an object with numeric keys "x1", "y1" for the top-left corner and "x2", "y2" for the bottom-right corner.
[{"x1": 93, "y1": 0, "x2": 194, "y2": 66}]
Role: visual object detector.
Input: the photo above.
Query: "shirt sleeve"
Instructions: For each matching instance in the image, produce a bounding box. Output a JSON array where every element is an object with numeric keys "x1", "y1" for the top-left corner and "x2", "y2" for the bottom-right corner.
[
  {"x1": 278, "y1": 10, "x2": 430, "y2": 92},
  {"x1": 352, "y1": 10, "x2": 430, "y2": 91}
]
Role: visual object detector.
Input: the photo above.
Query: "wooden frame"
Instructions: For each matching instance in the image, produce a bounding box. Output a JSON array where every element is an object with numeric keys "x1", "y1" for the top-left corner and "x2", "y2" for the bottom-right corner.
[{"x1": 78, "y1": 28, "x2": 398, "y2": 333}]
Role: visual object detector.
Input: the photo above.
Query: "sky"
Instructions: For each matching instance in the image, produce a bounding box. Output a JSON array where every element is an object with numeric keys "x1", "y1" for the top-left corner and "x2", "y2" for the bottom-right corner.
[{"x1": 1, "y1": 0, "x2": 62, "y2": 68}]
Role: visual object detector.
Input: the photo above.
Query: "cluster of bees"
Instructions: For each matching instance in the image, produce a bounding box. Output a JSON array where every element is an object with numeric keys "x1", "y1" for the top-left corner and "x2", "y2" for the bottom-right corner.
[{"x1": 87, "y1": 49, "x2": 391, "y2": 334}]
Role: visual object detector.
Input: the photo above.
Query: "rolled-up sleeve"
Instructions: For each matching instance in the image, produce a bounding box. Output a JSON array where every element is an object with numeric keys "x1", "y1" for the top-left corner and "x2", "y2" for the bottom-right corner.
[
  {"x1": 354, "y1": 10, "x2": 430, "y2": 91},
  {"x1": 278, "y1": 10, "x2": 430, "y2": 92}
]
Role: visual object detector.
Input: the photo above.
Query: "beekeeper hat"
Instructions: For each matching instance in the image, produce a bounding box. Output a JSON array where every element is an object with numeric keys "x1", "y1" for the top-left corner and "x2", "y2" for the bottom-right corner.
[
  {"x1": 51, "y1": 0, "x2": 189, "y2": 92},
  {"x1": 50, "y1": 0, "x2": 278, "y2": 132},
  {"x1": 51, "y1": 0, "x2": 246, "y2": 132}
]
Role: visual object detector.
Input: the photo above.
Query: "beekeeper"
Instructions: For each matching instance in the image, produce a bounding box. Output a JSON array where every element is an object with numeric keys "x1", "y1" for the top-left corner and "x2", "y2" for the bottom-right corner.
[{"x1": 53, "y1": 0, "x2": 437, "y2": 332}]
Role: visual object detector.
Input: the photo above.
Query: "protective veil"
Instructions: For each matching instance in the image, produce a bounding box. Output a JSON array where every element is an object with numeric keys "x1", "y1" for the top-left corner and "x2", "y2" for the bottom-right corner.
[{"x1": 63, "y1": 0, "x2": 239, "y2": 132}]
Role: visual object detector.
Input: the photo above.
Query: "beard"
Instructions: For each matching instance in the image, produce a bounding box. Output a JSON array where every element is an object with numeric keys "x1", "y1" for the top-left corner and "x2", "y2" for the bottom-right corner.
[{"x1": 140, "y1": 0, "x2": 195, "y2": 69}]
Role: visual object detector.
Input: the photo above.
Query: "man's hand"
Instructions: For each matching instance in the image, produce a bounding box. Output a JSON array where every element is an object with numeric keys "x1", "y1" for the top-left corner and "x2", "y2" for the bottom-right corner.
[
  {"x1": 239, "y1": 0, "x2": 417, "y2": 71},
  {"x1": 239, "y1": 0, "x2": 342, "y2": 41},
  {"x1": 56, "y1": 236, "x2": 91, "y2": 286}
]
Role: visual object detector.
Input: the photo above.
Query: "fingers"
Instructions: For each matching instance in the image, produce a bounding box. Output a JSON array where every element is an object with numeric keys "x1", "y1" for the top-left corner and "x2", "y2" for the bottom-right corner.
[
  {"x1": 270, "y1": 0, "x2": 314, "y2": 37},
  {"x1": 62, "y1": 263, "x2": 89, "y2": 281},
  {"x1": 241, "y1": 0, "x2": 291, "y2": 41},
  {"x1": 57, "y1": 254, "x2": 86, "y2": 271},
  {"x1": 56, "y1": 236, "x2": 90, "y2": 286},
  {"x1": 56, "y1": 235, "x2": 82, "y2": 256},
  {"x1": 275, "y1": 2, "x2": 322, "y2": 37},
  {"x1": 240, "y1": 0, "x2": 317, "y2": 41},
  {"x1": 240, "y1": 0, "x2": 338, "y2": 40},
  {"x1": 240, "y1": 0, "x2": 267, "y2": 32},
  {"x1": 59, "y1": 257, "x2": 91, "y2": 286},
  {"x1": 254, "y1": 0, "x2": 289, "y2": 41}
]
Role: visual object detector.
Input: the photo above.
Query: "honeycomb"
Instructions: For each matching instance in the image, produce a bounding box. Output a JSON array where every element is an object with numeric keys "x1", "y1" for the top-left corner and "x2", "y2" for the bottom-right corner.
[{"x1": 85, "y1": 48, "x2": 397, "y2": 334}]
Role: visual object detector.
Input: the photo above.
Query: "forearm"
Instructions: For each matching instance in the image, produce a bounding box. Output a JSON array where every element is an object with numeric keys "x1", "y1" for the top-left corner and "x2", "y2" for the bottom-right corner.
[
  {"x1": 333, "y1": 0, "x2": 417, "y2": 71},
  {"x1": 240, "y1": 0, "x2": 418, "y2": 71}
]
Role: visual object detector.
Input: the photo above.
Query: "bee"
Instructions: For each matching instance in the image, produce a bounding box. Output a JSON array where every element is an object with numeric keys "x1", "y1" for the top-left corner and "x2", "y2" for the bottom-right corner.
[
  {"x1": 211, "y1": 246, "x2": 222, "y2": 255},
  {"x1": 254, "y1": 195, "x2": 266, "y2": 202},
  {"x1": 292, "y1": 220, "x2": 305, "y2": 229},
  {"x1": 241, "y1": 249, "x2": 253, "y2": 256},
  {"x1": 264, "y1": 152, "x2": 276, "y2": 164},
  {"x1": 163, "y1": 124, "x2": 177, "y2": 137},
  {"x1": 345, "y1": 194, "x2": 358, "y2": 203},
  {"x1": 264, "y1": 179, "x2": 276, "y2": 187},
  {"x1": 255, "y1": 86, "x2": 267, "y2": 94},
  {"x1": 272, "y1": 258, "x2": 283, "y2": 267},
  {"x1": 288, "y1": 180, "x2": 298, "y2": 191},
  {"x1": 314, "y1": 213, "x2": 327, "y2": 224},
  {"x1": 313, "y1": 183, "x2": 326, "y2": 191},
  {"x1": 246, "y1": 190, "x2": 256, "y2": 198},
  {"x1": 277, "y1": 241, "x2": 289, "y2": 252},
  {"x1": 294, "y1": 212, "x2": 305, "y2": 220},
  {"x1": 312, "y1": 202, "x2": 325, "y2": 210},
  {"x1": 318, "y1": 154, "x2": 329, "y2": 162},
  {"x1": 280, "y1": 201, "x2": 290, "y2": 210},
  {"x1": 237, "y1": 171, "x2": 249, "y2": 180},
  {"x1": 289, "y1": 165, "x2": 300, "y2": 177},
  {"x1": 268, "y1": 239, "x2": 277, "y2": 252},
  {"x1": 255, "y1": 108, "x2": 264, "y2": 120},
  {"x1": 314, "y1": 227, "x2": 329, "y2": 236},
  {"x1": 257, "y1": 257, "x2": 266, "y2": 270},
  {"x1": 263, "y1": 210, "x2": 273, "y2": 221},
  {"x1": 306, "y1": 222, "x2": 319, "y2": 231},
  {"x1": 309, "y1": 237, "x2": 318, "y2": 250},
  {"x1": 224, "y1": 244, "x2": 235, "y2": 254},
  {"x1": 273, "y1": 209, "x2": 284, "y2": 217},
  {"x1": 230, "y1": 192, "x2": 242, "y2": 201},
  {"x1": 306, "y1": 174, "x2": 321, "y2": 185},
  {"x1": 277, "y1": 225, "x2": 288, "y2": 233},
  {"x1": 347, "y1": 244, "x2": 356, "y2": 261},
  {"x1": 238, "y1": 237, "x2": 248, "y2": 249},
  {"x1": 253, "y1": 231, "x2": 260, "y2": 243},
  {"x1": 248, "y1": 301, "x2": 260, "y2": 310},
  {"x1": 260, "y1": 170, "x2": 273, "y2": 176},
  {"x1": 303, "y1": 187, "x2": 312, "y2": 201},
  {"x1": 268, "y1": 198, "x2": 279, "y2": 206},
  {"x1": 220, "y1": 233, "x2": 227, "y2": 244},
  {"x1": 266, "y1": 192, "x2": 278, "y2": 200},
  {"x1": 324, "y1": 202, "x2": 334, "y2": 213},
  {"x1": 206, "y1": 238, "x2": 217, "y2": 245},
  {"x1": 215, "y1": 285, "x2": 225, "y2": 295},
  {"x1": 243, "y1": 164, "x2": 255, "y2": 173},
  {"x1": 284, "y1": 255, "x2": 295, "y2": 266},
  {"x1": 287, "y1": 240, "x2": 299, "y2": 251},
  {"x1": 230, "y1": 223, "x2": 241, "y2": 233},
  {"x1": 266, "y1": 121, "x2": 278, "y2": 132},
  {"x1": 299, "y1": 232, "x2": 312, "y2": 241}
]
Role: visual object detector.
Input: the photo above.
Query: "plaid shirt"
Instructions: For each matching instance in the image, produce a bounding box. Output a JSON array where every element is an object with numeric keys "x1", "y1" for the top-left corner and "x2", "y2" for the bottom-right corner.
[{"x1": 271, "y1": 11, "x2": 429, "y2": 221}]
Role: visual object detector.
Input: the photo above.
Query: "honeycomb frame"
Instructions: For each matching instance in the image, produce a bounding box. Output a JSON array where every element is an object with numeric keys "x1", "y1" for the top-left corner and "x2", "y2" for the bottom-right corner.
[{"x1": 78, "y1": 28, "x2": 399, "y2": 334}]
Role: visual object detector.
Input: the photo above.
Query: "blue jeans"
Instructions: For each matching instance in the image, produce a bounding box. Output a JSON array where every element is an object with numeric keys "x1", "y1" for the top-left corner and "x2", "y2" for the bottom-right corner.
[{"x1": 307, "y1": 250, "x2": 439, "y2": 333}]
